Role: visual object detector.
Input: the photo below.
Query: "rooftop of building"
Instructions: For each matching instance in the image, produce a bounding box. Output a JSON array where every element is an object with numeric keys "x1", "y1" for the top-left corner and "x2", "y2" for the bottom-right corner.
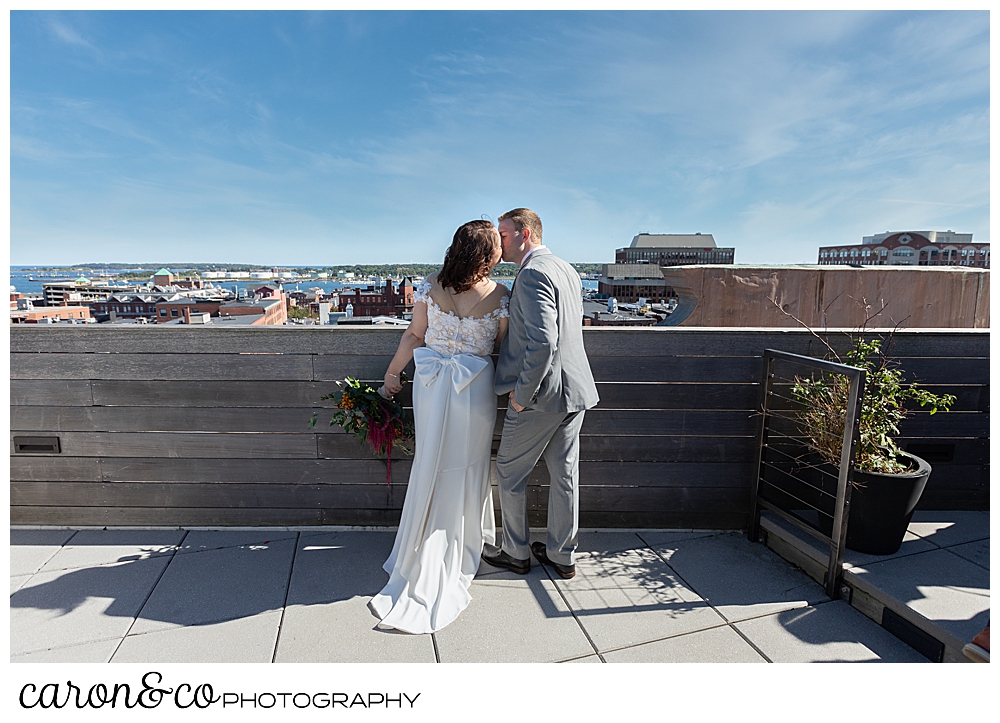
[
  {"x1": 216, "y1": 314, "x2": 266, "y2": 325},
  {"x1": 11, "y1": 305, "x2": 93, "y2": 314},
  {"x1": 97, "y1": 317, "x2": 155, "y2": 325},
  {"x1": 582, "y1": 299, "x2": 662, "y2": 322},
  {"x1": 42, "y1": 279, "x2": 140, "y2": 288},
  {"x1": 156, "y1": 313, "x2": 263, "y2": 325},
  {"x1": 629, "y1": 233, "x2": 717, "y2": 249},
  {"x1": 337, "y1": 315, "x2": 411, "y2": 325},
  {"x1": 219, "y1": 298, "x2": 282, "y2": 310}
]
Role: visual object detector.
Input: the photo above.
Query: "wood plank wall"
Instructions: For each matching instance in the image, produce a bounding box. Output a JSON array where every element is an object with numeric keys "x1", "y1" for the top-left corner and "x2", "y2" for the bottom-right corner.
[{"x1": 10, "y1": 327, "x2": 989, "y2": 528}]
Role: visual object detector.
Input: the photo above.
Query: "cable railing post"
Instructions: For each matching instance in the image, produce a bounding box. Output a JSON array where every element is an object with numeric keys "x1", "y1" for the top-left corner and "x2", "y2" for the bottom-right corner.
[
  {"x1": 752, "y1": 348, "x2": 866, "y2": 601},
  {"x1": 826, "y1": 366, "x2": 866, "y2": 599},
  {"x1": 747, "y1": 352, "x2": 775, "y2": 543}
]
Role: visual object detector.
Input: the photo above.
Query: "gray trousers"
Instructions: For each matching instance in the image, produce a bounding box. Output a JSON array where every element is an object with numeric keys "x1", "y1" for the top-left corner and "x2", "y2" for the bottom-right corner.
[{"x1": 495, "y1": 403, "x2": 585, "y2": 565}]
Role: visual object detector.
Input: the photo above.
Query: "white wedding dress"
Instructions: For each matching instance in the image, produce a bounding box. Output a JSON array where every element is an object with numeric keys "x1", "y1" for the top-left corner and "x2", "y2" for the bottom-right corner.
[{"x1": 369, "y1": 280, "x2": 507, "y2": 634}]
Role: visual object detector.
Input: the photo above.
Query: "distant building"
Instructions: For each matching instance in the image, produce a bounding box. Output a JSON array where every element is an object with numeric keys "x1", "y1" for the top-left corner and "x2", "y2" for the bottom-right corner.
[
  {"x1": 287, "y1": 287, "x2": 333, "y2": 315},
  {"x1": 155, "y1": 298, "x2": 223, "y2": 322},
  {"x1": 218, "y1": 297, "x2": 287, "y2": 326},
  {"x1": 580, "y1": 300, "x2": 660, "y2": 326},
  {"x1": 338, "y1": 278, "x2": 414, "y2": 318},
  {"x1": 89, "y1": 291, "x2": 227, "y2": 322},
  {"x1": 153, "y1": 268, "x2": 174, "y2": 286},
  {"x1": 92, "y1": 293, "x2": 165, "y2": 320},
  {"x1": 11, "y1": 305, "x2": 93, "y2": 324},
  {"x1": 11, "y1": 289, "x2": 28, "y2": 312},
  {"x1": 599, "y1": 233, "x2": 735, "y2": 303},
  {"x1": 336, "y1": 315, "x2": 412, "y2": 326},
  {"x1": 42, "y1": 279, "x2": 141, "y2": 307},
  {"x1": 252, "y1": 284, "x2": 283, "y2": 299},
  {"x1": 599, "y1": 264, "x2": 672, "y2": 304},
  {"x1": 616, "y1": 234, "x2": 735, "y2": 265},
  {"x1": 817, "y1": 231, "x2": 989, "y2": 267}
]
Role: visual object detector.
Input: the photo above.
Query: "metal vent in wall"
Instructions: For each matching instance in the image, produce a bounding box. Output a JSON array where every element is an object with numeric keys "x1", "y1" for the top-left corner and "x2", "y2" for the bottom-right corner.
[{"x1": 12, "y1": 436, "x2": 61, "y2": 454}]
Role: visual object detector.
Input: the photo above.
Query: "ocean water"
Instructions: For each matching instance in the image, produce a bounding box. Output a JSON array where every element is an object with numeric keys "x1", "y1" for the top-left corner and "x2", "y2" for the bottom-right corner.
[{"x1": 9, "y1": 271, "x2": 597, "y2": 296}]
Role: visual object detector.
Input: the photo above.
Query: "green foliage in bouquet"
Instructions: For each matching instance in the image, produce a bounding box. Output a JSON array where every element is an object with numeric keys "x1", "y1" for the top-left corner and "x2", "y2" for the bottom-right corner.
[{"x1": 309, "y1": 374, "x2": 415, "y2": 483}]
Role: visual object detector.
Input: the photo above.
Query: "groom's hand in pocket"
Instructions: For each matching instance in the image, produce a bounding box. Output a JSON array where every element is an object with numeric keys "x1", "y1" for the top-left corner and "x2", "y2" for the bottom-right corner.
[{"x1": 509, "y1": 393, "x2": 525, "y2": 412}]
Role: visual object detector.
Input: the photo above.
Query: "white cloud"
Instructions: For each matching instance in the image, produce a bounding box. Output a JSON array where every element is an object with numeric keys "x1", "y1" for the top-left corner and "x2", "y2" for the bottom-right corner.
[
  {"x1": 10, "y1": 135, "x2": 109, "y2": 163},
  {"x1": 48, "y1": 18, "x2": 94, "y2": 49}
]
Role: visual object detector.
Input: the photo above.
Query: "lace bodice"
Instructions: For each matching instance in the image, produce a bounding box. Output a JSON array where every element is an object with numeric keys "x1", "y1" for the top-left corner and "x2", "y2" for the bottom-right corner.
[{"x1": 415, "y1": 279, "x2": 508, "y2": 357}]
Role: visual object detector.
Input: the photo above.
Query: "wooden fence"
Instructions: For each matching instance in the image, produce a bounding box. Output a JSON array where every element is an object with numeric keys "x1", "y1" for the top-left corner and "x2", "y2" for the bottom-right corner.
[{"x1": 10, "y1": 326, "x2": 989, "y2": 528}]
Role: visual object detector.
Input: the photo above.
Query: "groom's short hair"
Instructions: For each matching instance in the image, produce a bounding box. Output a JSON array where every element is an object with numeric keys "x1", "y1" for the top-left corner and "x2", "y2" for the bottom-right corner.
[{"x1": 498, "y1": 208, "x2": 543, "y2": 245}]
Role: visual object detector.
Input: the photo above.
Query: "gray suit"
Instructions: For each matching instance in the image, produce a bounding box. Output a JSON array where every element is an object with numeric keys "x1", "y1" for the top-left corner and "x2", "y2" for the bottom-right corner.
[{"x1": 494, "y1": 247, "x2": 599, "y2": 564}]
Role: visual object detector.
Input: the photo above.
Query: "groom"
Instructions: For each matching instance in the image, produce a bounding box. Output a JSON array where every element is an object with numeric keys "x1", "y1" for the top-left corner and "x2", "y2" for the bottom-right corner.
[{"x1": 483, "y1": 208, "x2": 599, "y2": 580}]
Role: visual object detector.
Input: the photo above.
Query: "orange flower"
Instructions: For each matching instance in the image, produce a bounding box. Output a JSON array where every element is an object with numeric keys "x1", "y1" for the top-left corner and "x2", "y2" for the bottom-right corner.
[{"x1": 340, "y1": 396, "x2": 354, "y2": 410}]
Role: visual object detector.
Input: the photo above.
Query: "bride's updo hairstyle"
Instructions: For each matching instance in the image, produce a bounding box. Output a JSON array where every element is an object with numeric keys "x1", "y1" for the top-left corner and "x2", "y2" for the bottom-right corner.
[{"x1": 437, "y1": 220, "x2": 500, "y2": 293}]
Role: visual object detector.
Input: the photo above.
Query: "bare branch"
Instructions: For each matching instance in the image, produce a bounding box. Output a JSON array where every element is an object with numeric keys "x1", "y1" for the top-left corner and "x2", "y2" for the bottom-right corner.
[{"x1": 770, "y1": 297, "x2": 839, "y2": 361}]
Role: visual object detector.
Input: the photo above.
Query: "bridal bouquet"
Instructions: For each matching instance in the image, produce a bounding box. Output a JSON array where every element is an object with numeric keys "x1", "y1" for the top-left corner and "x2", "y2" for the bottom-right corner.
[{"x1": 309, "y1": 375, "x2": 414, "y2": 484}]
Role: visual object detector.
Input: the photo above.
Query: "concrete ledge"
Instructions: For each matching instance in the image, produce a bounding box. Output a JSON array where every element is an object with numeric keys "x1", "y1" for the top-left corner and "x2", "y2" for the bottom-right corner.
[{"x1": 759, "y1": 511, "x2": 989, "y2": 663}]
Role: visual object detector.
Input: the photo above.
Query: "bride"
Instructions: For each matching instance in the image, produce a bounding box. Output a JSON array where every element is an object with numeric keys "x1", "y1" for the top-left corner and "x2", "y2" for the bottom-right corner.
[{"x1": 369, "y1": 219, "x2": 509, "y2": 634}]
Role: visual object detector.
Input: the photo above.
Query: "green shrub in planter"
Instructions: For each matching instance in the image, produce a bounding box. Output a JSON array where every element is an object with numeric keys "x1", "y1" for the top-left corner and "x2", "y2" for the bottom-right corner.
[
  {"x1": 792, "y1": 336, "x2": 955, "y2": 475},
  {"x1": 791, "y1": 334, "x2": 956, "y2": 554}
]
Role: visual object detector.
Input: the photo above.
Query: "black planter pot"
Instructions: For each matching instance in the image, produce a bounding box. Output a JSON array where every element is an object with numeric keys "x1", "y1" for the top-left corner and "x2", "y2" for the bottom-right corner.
[
  {"x1": 812, "y1": 451, "x2": 932, "y2": 555},
  {"x1": 844, "y1": 452, "x2": 932, "y2": 555}
]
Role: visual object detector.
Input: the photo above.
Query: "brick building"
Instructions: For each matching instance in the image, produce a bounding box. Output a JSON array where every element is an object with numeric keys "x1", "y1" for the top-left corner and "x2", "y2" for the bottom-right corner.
[
  {"x1": 339, "y1": 279, "x2": 414, "y2": 318},
  {"x1": 92, "y1": 294, "x2": 167, "y2": 320},
  {"x1": 11, "y1": 305, "x2": 93, "y2": 324},
  {"x1": 155, "y1": 298, "x2": 223, "y2": 322},
  {"x1": 153, "y1": 268, "x2": 174, "y2": 286},
  {"x1": 90, "y1": 292, "x2": 228, "y2": 323},
  {"x1": 818, "y1": 231, "x2": 989, "y2": 267},
  {"x1": 252, "y1": 284, "x2": 283, "y2": 299},
  {"x1": 218, "y1": 298, "x2": 287, "y2": 326}
]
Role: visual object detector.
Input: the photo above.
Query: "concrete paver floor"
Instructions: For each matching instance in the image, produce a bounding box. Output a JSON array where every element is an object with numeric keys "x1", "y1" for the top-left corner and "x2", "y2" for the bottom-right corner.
[
  {"x1": 760, "y1": 509, "x2": 990, "y2": 663},
  {"x1": 10, "y1": 524, "x2": 968, "y2": 663}
]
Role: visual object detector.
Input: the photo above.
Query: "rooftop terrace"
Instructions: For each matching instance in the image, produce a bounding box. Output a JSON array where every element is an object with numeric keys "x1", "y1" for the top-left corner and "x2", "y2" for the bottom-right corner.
[
  {"x1": 9, "y1": 325, "x2": 990, "y2": 665},
  {"x1": 10, "y1": 511, "x2": 988, "y2": 664}
]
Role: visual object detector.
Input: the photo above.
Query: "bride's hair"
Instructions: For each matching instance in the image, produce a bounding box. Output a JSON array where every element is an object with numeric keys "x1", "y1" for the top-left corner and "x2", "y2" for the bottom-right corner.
[{"x1": 437, "y1": 220, "x2": 500, "y2": 293}]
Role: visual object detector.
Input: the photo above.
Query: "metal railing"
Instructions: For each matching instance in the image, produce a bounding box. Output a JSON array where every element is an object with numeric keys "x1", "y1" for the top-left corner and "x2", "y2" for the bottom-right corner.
[{"x1": 748, "y1": 349, "x2": 866, "y2": 598}]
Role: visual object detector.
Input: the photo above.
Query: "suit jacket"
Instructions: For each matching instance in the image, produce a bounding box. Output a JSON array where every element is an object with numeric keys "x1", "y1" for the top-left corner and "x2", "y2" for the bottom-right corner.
[{"x1": 495, "y1": 247, "x2": 600, "y2": 413}]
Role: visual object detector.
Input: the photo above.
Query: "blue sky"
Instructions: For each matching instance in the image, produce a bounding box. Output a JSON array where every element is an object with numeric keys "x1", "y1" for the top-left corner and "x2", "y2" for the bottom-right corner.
[{"x1": 10, "y1": 10, "x2": 990, "y2": 266}]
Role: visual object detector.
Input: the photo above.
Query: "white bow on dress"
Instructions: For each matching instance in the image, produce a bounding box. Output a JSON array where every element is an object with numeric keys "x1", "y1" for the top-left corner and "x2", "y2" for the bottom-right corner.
[{"x1": 413, "y1": 347, "x2": 490, "y2": 392}]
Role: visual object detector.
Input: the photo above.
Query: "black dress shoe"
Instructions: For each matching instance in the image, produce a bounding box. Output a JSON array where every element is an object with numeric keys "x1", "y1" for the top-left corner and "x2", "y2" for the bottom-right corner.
[
  {"x1": 530, "y1": 542, "x2": 576, "y2": 579},
  {"x1": 481, "y1": 544, "x2": 530, "y2": 574}
]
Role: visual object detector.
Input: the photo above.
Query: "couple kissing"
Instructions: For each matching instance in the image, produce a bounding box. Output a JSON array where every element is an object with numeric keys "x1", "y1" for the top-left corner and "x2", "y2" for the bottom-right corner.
[{"x1": 369, "y1": 208, "x2": 599, "y2": 635}]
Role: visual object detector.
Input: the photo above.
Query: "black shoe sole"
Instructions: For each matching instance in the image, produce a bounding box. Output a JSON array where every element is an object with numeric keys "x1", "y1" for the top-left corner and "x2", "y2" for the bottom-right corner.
[
  {"x1": 530, "y1": 544, "x2": 576, "y2": 579},
  {"x1": 481, "y1": 554, "x2": 530, "y2": 575}
]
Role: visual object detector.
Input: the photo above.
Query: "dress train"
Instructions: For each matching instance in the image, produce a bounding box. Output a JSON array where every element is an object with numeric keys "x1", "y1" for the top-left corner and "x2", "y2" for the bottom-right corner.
[{"x1": 369, "y1": 347, "x2": 497, "y2": 634}]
